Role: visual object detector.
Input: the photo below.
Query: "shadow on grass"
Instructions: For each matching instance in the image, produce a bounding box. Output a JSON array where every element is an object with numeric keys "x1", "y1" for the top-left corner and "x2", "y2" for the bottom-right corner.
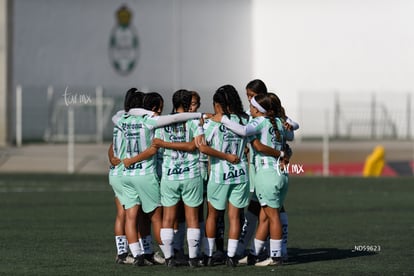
[{"x1": 286, "y1": 247, "x2": 377, "y2": 265}]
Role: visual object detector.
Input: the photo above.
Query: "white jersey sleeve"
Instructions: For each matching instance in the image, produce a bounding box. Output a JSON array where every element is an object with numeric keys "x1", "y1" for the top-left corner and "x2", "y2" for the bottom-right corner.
[
  {"x1": 112, "y1": 108, "x2": 154, "y2": 124},
  {"x1": 128, "y1": 108, "x2": 155, "y2": 117},
  {"x1": 112, "y1": 110, "x2": 125, "y2": 124},
  {"x1": 151, "y1": 112, "x2": 202, "y2": 128},
  {"x1": 286, "y1": 117, "x2": 299, "y2": 130},
  {"x1": 221, "y1": 116, "x2": 260, "y2": 137}
]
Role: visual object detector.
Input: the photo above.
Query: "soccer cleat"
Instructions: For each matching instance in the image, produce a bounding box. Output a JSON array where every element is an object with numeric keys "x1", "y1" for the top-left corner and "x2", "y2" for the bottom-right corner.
[
  {"x1": 212, "y1": 250, "x2": 226, "y2": 265},
  {"x1": 196, "y1": 254, "x2": 205, "y2": 266},
  {"x1": 254, "y1": 257, "x2": 282, "y2": 267},
  {"x1": 133, "y1": 254, "x2": 145, "y2": 266},
  {"x1": 203, "y1": 255, "x2": 214, "y2": 267},
  {"x1": 174, "y1": 248, "x2": 187, "y2": 266},
  {"x1": 188, "y1": 258, "x2": 200, "y2": 268},
  {"x1": 153, "y1": 251, "x2": 165, "y2": 264},
  {"x1": 165, "y1": 257, "x2": 177, "y2": 267},
  {"x1": 238, "y1": 255, "x2": 248, "y2": 265},
  {"x1": 115, "y1": 253, "x2": 134, "y2": 264},
  {"x1": 226, "y1": 256, "x2": 238, "y2": 267},
  {"x1": 247, "y1": 253, "x2": 258, "y2": 265},
  {"x1": 124, "y1": 254, "x2": 135, "y2": 264},
  {"x1": 143, "y1": 253, "x2": 155, "y2": 266}
]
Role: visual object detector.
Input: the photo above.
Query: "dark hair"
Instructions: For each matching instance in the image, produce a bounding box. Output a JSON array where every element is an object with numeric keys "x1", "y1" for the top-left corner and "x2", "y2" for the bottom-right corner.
[
  {"x1": 172, "y1": 89, "x2": 193, "y2": 113},
  {"x1": 254, "y1": 94, "x2": 281, "y2": 141},
  {"x1": 246, "y1": 79, "x2": 268, "y2": 95},
  {"x1": 191, "y1": 91, "x2": 201, "y2": 109},
  {"x1": 170, "y1": 89, "x2": 192, "y2": 133},
  {"x1": 142, "y1": 92, "x2": 163, "y2": 113},
  {"x1": 213, "y1": 85, "x2": 248, "y2": 125},
  {"x1": 124, "y1": 88, "x2": 145, "y2": 111},
  {"x1": 267, "y1": 92, "x2": 287, "y2": 120}
]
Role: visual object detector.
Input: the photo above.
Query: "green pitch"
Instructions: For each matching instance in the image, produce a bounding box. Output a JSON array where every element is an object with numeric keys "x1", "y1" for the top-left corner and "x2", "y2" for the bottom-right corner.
[{"x1": 0, "y1": 174, "x2": 413, "y2": 275}]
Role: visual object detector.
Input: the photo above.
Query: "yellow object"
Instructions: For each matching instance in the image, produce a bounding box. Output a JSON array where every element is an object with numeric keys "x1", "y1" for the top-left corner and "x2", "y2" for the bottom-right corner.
[{"x1": 363, "y1": 145, "x2": 385, "y2": 177}]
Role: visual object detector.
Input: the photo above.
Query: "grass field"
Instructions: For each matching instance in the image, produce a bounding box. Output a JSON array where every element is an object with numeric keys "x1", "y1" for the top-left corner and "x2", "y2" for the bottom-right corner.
[{"x1": 0, "y1": 174, "x2": 413, "y2": 275}]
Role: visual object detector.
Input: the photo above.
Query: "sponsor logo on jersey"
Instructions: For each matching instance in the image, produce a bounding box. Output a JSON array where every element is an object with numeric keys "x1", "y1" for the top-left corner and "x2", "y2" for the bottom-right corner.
[
  {"x1": 167, "y1": 165, "x2": 190, "y2": 176},
  {"x1": 169, "y1": 134, "x2": 186, "y2": 142},
  {"x1": 164, "y1": 125, "x2": 186, "y2": 133},
  {"x1": 121, "y1": 122, "x2": 143, "y2": 130},
  {"x1": 223, "y1": 168, "x2": 246, "y2": 181}
]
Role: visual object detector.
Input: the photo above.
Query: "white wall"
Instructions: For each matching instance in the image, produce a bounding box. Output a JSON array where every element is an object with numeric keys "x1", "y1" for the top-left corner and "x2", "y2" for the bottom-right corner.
[
  {"x1": 252, "y1": 0, "x2": 414, "y2": 135},
  {"x1": 13, "y1": 0, "x2": 252, "y2": 116},
  {"x1": 12, "y1": 0, "x2": 414, "y2": 140}
]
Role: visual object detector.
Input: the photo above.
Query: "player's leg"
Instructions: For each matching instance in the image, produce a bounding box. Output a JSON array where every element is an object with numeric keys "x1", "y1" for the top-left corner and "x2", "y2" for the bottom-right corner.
[
  {"x1": 204, "y1": 201, "x2": 219, "y2": 266},
  {"x1": 226, "y1": 202, "x2": 241, "y2": 267},
  {"x1": 137, "y1": 210, "x2": 161, "y2": 265},
  {"x1": 125, "y1": 204, "x2": 146, "y2": 266},
  {"x1": 184, "y1": 204, "x2": 201, "y2": 266},
  {"x1": 113, "y1": 197, "x2": 131, "y2": 264},
  {"x1": 159, "y1": 178, "x2": 181, "y2": 267},
  {"x1": 254, "y1": 205, "x2": 282, "y2": 267},
  {"x1": 159, "y1": 205, "x2": 177, "y2": 266},
  {"x1": 173, "y1": 200, "x2": 186, "y2": 264}
]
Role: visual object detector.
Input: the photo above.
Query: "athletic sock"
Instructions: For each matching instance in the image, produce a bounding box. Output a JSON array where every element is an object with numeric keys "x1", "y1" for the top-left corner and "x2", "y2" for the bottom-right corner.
[
  {"x1": 187, "y1": 228, "x2": 201, "y2": 259},
  {"x1": 204, "y1": 237, "x2": 216, "y2": 257},
  {"x1": 270, "y1": 239, "x2": 282, "y2": 258},
  {"x1": 253, "y1": 239, "x2": 266, "y2": 256},
  {"x1": 160, "y1": 228, "x2": 174, "y2": 259},
  {"x1": 142, "y1": 235, "x2": 153, "y2": 254},
  {"x1": 129, "y1": 242, "x2": 141, "y2": 258},
  {"x1": 115, "y1": 235, "x2": 128, "y2": 256},
  {"x1": 249, "y1": 237, "x2": 256, "y2": 254},
  {"x1": 227, "y1": 239, "x2": 238, "y2": 258},
  {"x1": 280, "y1": 212, "x2": 288, "y2": 257}
]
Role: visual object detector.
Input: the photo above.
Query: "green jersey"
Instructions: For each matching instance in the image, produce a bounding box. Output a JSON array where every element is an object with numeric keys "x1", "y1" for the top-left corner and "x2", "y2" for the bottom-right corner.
[
  {"x1": 110, "y1": 112, "x2": 203, "y2": 177},
  {"x1": 252, "y1": 116, "x2": 286, "y2": 171},
  {"x1": 110, "y1": 114, "x2": 159, "y2": 176},
  {"x1": 203, "y1": 114, "x2": 249, "y2": 185},
  {"x1": 154, "y1": 119, "x2": 203, "y2": 180}
]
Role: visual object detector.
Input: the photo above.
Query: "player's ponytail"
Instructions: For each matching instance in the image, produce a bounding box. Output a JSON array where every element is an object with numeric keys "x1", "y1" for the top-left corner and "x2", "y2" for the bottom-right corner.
[{"x1": 255, "y1": 94, "x2": 281, "y2": 142}]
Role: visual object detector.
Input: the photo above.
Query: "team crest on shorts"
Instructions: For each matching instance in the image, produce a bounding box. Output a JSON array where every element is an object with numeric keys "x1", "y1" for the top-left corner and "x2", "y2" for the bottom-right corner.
[{"x1": 109, "y1": 5, "x2": 139, "y2": 76}]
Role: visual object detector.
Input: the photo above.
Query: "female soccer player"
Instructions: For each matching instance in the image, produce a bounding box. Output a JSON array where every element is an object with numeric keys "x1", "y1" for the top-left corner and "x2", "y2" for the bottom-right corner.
[
  {"x1": 219, "y1": 93, "x2": 289, "y2": 266},
  {"x1": 236, "y1": 79, "x2": 269, "y2": 259},
  {"x1": 237, "y1": 81, "x2": 298, "y2": 262},
  {"x1": 111, "y1": 92, "x2": 204, "y2": 266},
  {"x1": 108, "y1": 88, "x2": 152, "y2": 264},
  {"x1": 197, "y1": 85, "x2": 250, "y2": 267},
  {"x1": 151, "y1": 89, "x2": 204, "y2": 267}
]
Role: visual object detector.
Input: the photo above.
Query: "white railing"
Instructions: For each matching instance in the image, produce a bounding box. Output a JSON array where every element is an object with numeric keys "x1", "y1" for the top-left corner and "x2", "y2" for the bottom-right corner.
[
  {"x1": 298, "y1": 91, "x2": 413, "y2": 140},
  {"x1": 13, "y1": 86, "x2": 414, "y2": 175},
  {"x1": 14, "y1": 85, "x2": 117, "y2": 173}
]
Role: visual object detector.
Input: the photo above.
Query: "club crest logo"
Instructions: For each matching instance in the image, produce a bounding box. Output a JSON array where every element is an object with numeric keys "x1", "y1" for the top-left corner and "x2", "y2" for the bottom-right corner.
[{"x1": 109, "y1": 5, "x2": 139, "y2": 76}]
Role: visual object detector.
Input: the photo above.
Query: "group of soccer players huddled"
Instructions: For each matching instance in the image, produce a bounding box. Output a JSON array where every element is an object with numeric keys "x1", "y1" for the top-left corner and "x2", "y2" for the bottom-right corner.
[{"x1": 108, "y1": 79, "x2": 299, "y2": 268}]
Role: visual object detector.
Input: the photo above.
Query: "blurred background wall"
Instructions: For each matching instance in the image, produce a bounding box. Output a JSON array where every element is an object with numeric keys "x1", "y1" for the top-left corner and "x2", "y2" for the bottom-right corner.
[
  {"x1": 8, "y1": 0, "x2": 253, "y2": 142},
  {"x1": 0, "y1": 0, "x2": 6, "y2": 146},
  {"x1": 2, "y1": 0, "x2": 414, "y2": 143}
]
